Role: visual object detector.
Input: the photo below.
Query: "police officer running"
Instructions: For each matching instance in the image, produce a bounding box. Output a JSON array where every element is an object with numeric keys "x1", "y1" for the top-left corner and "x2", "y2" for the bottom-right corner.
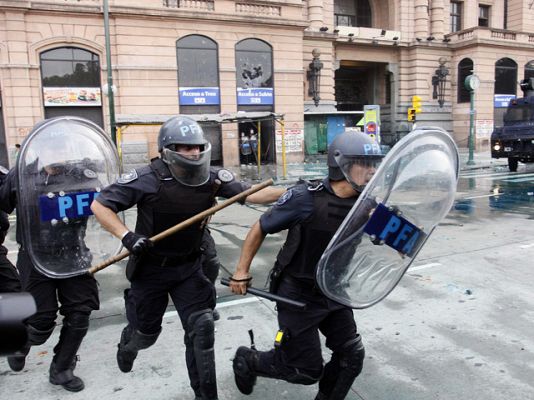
[
  {"x1": 229, "y1": 131, "x2": 384, "y2": 400},
  {"x1": 0, "y1": 118, "x2": 107, "y2": 392},
  {"x1": 91, "y1": 115, "x2": 283, "y2": 400}
]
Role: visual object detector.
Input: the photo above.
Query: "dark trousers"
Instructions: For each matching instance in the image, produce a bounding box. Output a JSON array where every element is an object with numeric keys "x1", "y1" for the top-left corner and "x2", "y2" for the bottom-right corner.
[
  {"x1": 259, "y1": 277, "x2": 359, "y2": 378},
  {"x1": 0, "y1": 248, "x2": 21, "y2": 293},
  {"x1": 16, "y1": 248, "x2": 99, "y2": 331},
  {"x1": 125, "y1": 260, "x2": 216, "y2": 394}
]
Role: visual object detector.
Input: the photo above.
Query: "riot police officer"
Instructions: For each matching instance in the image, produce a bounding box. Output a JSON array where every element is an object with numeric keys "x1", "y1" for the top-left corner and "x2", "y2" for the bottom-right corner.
[
  {"x1": 91, "y1": 115, "x2": 283, "y2": 400},
  {"x1": 229, "y1": 131, "x2": 384, "y2": 400},
  {"x1": 0, "y1": 166, "x2": 21, "y2": 294},
  {"x1": 0, "y1": 118, "x2": 106, "y2": 392}
]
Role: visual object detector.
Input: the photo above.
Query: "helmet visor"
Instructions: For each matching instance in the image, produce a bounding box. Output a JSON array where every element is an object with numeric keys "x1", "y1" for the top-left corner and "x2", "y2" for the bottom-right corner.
[
  {"x1": 334, "y1": 152, "x2": 383, "y2": 191},
  {"x1": 162, "y1": 143, "x2": 211, "y2": 186}
]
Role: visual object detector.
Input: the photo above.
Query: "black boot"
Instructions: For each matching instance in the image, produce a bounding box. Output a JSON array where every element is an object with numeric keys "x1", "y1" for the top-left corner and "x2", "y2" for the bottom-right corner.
[
  {"x1": 7, "y1": 345, "x2": 30, "y2": 372},
  {"x1": 48, "y1": 316, "x2": 89, "y2": 392},
  {"x1": 116, "y1": 327, "x2": 160, "y2": 373},
  {"x1": 8, "y1": 324, "x2": 55, "y2": 372},
  {"x1": 233, "y1": 346, "x2": 259, "y2": 395}
]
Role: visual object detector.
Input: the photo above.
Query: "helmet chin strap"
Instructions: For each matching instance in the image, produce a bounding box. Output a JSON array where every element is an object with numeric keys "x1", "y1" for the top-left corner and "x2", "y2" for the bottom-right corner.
[{"x1": 349, "y1": 180, "x2": 365, "y2": 194}]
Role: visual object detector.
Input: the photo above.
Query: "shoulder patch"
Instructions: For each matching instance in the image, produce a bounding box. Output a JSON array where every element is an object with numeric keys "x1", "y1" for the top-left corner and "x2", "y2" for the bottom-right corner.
[
  {"x1": 217, "y1": 169, "x2": 235, "y2": 183},
  {"x1": 117, "y1": 169, "x2": 138, "y2": 184},
  {"x1": 83, "y1": 169, "x2": 97, "y2": 179},
  {"x1": 275, "y1": 189, "x2": 293, "y2": 206},
  {"x1": 307, "y1": 182, "x2": 324, "y2": 192}
]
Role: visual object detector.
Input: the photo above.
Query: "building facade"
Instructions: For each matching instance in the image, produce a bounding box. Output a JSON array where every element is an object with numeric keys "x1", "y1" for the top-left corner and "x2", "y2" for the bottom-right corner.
[{"x1": 1, "y1": 0, "x2": 534, "y2": 169}]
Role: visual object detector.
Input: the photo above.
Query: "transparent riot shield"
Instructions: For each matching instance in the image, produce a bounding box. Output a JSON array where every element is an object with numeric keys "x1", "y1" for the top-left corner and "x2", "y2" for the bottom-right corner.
[
  {"x1": 316, "y1": 128, "x2": 459, "y2": 308},
  {"x1": 16, "y1": 116, "x2": 122, "y2": 278}
]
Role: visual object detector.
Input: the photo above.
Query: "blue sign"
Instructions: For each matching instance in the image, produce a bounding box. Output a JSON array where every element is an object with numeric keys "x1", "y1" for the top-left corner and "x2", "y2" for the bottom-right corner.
[
  {"x1": 363, "y1": 203, "x2": 427, "y2": 257},
  {"x1": 237, "y1": 87, "x2": 273, "y2": 105},
  {"x1": 494, "y1": 94, "x2": 516, "y2": 108},
  {"x1": 179, "y1": 87, "x2": 220, "y2": 105},
  {"x1": 39, "y1": 191, "x2": 99, "y2": 222}
]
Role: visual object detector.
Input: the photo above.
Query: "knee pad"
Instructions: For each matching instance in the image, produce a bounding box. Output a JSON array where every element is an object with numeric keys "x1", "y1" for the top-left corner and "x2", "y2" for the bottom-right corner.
[
  {"x1": 339, "y1": 335, "x2": 365, "y2": 377},
  {"x1": 64, "y1": 312, "x2": 90, "y2": 330},
  {"x1": 27, "y1": 324, "x2": 55, "y2": 346},
  {"x1": 285, "y1": 368, "x2": 322, "y2": 385},
  {"x1": 187, "y1": 309, "x2": 215, "y2": 349}
]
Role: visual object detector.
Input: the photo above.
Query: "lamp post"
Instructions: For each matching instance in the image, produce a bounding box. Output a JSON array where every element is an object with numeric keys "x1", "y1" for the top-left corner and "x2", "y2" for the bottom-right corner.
[
  {"x1": 103, "y1": 0, "x2": 117, "y2": 145},
  {"x1": 307, "y1": 49, "x2": 323, "y2": 107},
  {"x1": 431, "y1": 57, "x2": 449, "y2": 107},
  {"x1": 465, "y1": 74, "x2": 480, "y2": 165}
]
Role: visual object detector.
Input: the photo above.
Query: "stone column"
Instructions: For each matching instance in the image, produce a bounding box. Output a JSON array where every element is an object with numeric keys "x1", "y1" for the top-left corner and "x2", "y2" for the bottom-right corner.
[
  {"x1": 414, "y1": 0, "x2": 429, "y2": 39},
  {"x1": 308, "y1": 0, "x2": 324, "y2": 30},
  {"x1": 430, "y1": 0, "x2": 445, "y2": 40}
]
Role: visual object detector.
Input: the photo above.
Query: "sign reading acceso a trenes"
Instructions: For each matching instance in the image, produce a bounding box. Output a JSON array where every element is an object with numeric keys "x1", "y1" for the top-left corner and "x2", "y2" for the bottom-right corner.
[
  {"x1": 179, "y1": 87, "x2": 221, "y2": 105},
  {"x1": 39, "y1": 191, "x2": 99, "y2": 222},
  {"x1": 237, "y1": 88, "x2": 273, "y2": 105},
  {"x1": 363, "y1": 203, "x2": 427, "y2": 257}
]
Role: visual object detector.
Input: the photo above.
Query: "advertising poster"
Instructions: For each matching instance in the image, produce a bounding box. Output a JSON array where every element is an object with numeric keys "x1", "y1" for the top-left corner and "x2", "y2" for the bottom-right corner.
[
  {"x1": 276, "y1": 128, "x2": 304, "y2": 153},
  {"x1": 43, "y1": 87, "x2": 102, "y2": 107}
]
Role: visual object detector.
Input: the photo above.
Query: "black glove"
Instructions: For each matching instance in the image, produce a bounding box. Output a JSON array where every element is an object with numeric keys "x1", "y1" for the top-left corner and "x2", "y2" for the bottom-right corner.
[{"x1": 122, "y1": 232, "x2": 152, "y2": 255}]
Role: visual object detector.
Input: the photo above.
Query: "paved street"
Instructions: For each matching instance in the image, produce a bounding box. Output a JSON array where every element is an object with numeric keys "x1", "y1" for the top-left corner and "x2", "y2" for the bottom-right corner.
[{"x1": 1, "y1": 151, "x2": 533, "y2": 400}]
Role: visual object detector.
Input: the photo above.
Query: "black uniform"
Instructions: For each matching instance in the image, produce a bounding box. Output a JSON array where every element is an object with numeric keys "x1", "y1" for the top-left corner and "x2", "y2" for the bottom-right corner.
[
  {"x1": 95, "y1": 158, "x2": 251, "y2": 399},
  {"x1": 0, "y1": 210, "x2": 21, "y2": 293},
  {"x1": 0, "y1": 166, "x2": 99, "y2": 387},
  {"x1": 235, "y1": 178, "x2": 365, "y2": 399}
]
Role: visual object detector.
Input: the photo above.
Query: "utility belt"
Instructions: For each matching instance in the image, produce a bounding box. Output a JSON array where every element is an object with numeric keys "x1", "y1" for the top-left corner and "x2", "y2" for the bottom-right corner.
[{"x1": 144, "y1": 252, "x2": 200, "y2": 267}]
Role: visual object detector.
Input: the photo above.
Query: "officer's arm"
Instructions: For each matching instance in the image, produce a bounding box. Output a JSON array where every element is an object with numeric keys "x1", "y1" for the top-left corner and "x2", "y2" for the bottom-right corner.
[
  {"x1": 229, "y1": 221, "x2": 266, "y2": 295},
  {"x1": 90, "y1": 200, "x2": 129, "y2": 239},
  {"x1": 245, "y1": 186, "x2": 286, "y2": 204}
]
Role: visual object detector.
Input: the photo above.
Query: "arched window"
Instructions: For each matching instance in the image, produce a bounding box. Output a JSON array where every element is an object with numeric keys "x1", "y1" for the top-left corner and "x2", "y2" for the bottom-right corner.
[
  {"x1": 176, "y1": 35, "x2": 219, "y2": 89},
  {"x1": 524, "y1": 60, "x2": 534, "y2": 80},
  {"x1": 176, "y1": 35, "x2": 221, "y2": 164},
  {"x1": 235, "y1": 39, "x2": 273, "y2": 107},
  {"x1": 334, "y1": 0, "x2": 372, "y2": 27},
  {"x1": 40, "y1": 47, "x2": 103, "y2": 127},
  {"x1": 495, "y1": 58, "x2": 517, "y2": 95},
  {"x1": 457, "y1": 58, "x2": 473, "y2": 103}
]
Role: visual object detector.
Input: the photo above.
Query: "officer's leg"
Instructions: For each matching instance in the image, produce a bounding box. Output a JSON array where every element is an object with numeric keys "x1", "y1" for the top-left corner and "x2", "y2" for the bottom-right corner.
[
  {"x1": 233, "y1": 280, "x2": 324, "y2": 394},
  {"x1": 186, "y1": 309, "x2": 217, "y2": 400},
  {"x1": 48, "y1": 274, "x2": 99, "y2": 391},
  {"x1": 0, "y1": 251, "x2": 21, "y2": 293},
  {"x1": 171, "y1": 266, "x2": 217, "y2": 400},
  {"x1": 117, "y1": 274, "x2": 166, "y2": 373},
  {"x1": 48, "y1": 312, "x2": 90, "y2": 392},
  {"x1": 316, "y1": 309, "x2": 365, "y2": 400},
  {"x1": 7, "y1": 265, "x2": 57, "y2": 372},
  {"x1": 200, "y1": 230, "x2": 222, "y2": 321}
]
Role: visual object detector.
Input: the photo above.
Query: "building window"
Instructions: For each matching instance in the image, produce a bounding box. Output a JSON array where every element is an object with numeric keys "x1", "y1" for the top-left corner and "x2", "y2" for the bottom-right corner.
[
  {"x1": 525, "y1": 61, "x2": 534, "y2": 80},
  {"x1": 457, "y1": 58, "x2": 474, "y2": 103},
  {"x1": 176, "y1": 35, "x2": 219, "y2": 88},
  {"x1": 41, "y1": 47, "x2": 100, "y2": 87},
  {"x1": 450, "y1": 2, "x2": 462, "y2": 32},
  {"x1": 478, "y1": 5, "x2": 490, "y2": 27},
  {"x1": 40, "y1": 47, "x2": 103, "y2": 127},
  {"x1": 334, "y1": 0, "x2": 372, "y2": 27},
  {"x1": 495, "y1": 58, "x2": 517, "y2": 95}
]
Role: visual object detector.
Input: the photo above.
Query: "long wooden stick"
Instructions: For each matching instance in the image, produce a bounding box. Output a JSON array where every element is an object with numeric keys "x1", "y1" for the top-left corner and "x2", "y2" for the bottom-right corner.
[{"x1": 88, "y1": 178, "x2": 274, "y2": 275}]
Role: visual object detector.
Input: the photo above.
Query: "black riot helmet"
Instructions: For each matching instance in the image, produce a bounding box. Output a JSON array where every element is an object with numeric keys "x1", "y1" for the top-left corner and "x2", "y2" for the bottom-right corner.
[
  {"x1": 158, "y1": 115, "x2": 212, "y2": 186},
  {"x1": 327, "y1": 130, "x2": 384, "y2": 192}
]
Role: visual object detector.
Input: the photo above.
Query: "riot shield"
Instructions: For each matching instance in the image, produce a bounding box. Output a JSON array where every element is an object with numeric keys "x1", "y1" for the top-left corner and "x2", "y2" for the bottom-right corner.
[
  {"x1": 316, "y1": 127, "x2": 459, "y2": 309},
  {"x1": 16, "y1": 116, "x2": 122, "y2": 278}
]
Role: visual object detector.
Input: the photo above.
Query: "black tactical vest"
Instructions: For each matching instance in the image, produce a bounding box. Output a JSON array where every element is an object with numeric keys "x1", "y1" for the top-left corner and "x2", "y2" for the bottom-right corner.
[
  {"x1": 277, "y1": 184, "x2": 355, "y2": 281},
  {"x1": 136, "y1": 158, "x2": 215, "y2": 257}
]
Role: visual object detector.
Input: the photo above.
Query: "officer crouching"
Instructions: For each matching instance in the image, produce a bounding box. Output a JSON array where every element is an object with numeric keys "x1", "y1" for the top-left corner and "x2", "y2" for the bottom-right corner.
[{"x1": 229, "y1": 131, "x2": 384, "y2": 400}]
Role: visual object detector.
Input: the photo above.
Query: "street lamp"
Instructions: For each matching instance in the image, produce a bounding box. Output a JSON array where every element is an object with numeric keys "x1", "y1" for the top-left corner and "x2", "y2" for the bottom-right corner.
[
  {"x1": 465, "y1": 74, "x2": 480, "y2": 166},
  {"x1": 307, "y1": 49, "x2": 323, "y2": 107},
  {"x1": 431, "y1": 57, "x2": 449, "y2": 107}
]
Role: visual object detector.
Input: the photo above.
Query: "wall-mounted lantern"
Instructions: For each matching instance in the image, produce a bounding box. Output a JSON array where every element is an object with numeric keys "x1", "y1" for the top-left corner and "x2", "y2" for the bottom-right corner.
[
  {"x1": 307, "y1": 48, "x2": 323, "y2": 107},
  {"x1": 431, "y1": 57, "x2": 449, "y2": 107}
]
